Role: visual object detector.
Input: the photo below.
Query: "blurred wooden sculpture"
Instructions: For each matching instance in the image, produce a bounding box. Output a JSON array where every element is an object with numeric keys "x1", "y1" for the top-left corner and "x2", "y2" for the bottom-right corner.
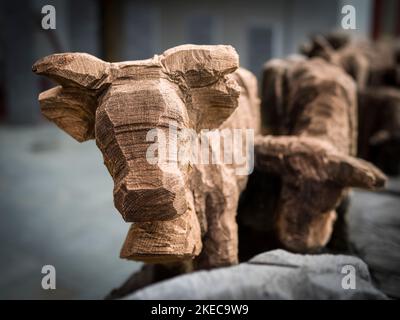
[
  {"x1": 300, "y1": 32, "x2": 400, "y2": 88},
  {"x1": 301, "y1": 33, "x2": 400, "y2": 175},
  {"x1": 253, "y1": 57, "x2": 386, "y2": 253}
]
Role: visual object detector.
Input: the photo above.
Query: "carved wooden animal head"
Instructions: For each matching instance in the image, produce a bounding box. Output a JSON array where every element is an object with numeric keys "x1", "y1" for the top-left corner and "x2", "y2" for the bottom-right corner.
[
  {"x1": 33, "y1": 45, "x2": 240, "y2": 226},
  {"x1": 258, "y1": 58, "x2": 386, "y2": 253},
  {"x1": 255, "y1": 136, "x2": 386, "y2": 252}
]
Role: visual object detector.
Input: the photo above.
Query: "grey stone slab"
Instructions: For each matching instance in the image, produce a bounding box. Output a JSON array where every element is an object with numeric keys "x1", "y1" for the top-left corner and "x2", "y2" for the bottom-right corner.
[
  {"x1": 348, "y1": 186, "x2": 400, "y2": 298},
  {"x1": 127, "y1": 249, "x2": 387, "y2": 300},
  {"x1": 0, "y1": 125, "x2": 399, "y2": 299}
]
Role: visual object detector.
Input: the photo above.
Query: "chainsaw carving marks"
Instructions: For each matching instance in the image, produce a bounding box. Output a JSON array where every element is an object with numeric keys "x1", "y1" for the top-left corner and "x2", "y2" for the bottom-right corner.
[{"x1": 33, "y1": 45, "x2": 261, "y2": 268}]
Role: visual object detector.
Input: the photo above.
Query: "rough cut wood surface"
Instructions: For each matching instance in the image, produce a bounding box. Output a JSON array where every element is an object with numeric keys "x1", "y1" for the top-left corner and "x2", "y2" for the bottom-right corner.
[
  {"x1": 33, "y1": 45, "x2": 261, "y2": 268},
  {"x1": 256, "y1": 57, "x2": 386, "y2": 252}
]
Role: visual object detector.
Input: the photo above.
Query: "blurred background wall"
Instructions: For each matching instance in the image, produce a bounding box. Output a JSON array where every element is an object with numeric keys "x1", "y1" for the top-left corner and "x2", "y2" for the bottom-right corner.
[
  {"x1": 3, "y1": 0, "x2": 399, "y2": 125},
  {"x1": 0, "y1": 0, "x2": 399, "y2": 299}
]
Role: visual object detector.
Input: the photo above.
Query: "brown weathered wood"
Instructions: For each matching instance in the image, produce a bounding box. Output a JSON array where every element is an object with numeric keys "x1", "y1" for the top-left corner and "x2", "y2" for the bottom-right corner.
[
  {"x1": 262, "y1": 57, "x2": 358, "y2": 155},
  {"x1": 358, "y1": 86, "x2": 400, "y2": 175},
  {"x1": 303, "y1": 34, "x2": 369, "y2": 88},
  {"x1": 38, "y1": 86, "x2": 98, "y2": 142},
  {"x1": 33, "y1": 45, "x2": 261, "y2": 268},
  {"x1": 301, "y1": 33, "x2": 399, "y2": 88},
  {"x1": 257, "y1": 57, "x2": 386, "y2": 253},
  {"x1": 33, "y1": 53, "x2": 110, "y2": 142},
  {"x1": 255, "y1": 136, "x2": 386, "y2": 189},
  {"x1": 301, "y1": 34, "x2": 400, "y2": 176}
]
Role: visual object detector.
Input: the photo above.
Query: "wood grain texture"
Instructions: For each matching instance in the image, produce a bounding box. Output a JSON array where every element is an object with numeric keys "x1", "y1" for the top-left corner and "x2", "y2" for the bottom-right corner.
[
  {"x1": 257, "y1": 57, "x2": 386, "y2": 252},
  {"x1": 33, "y1": 45, "x2": 261, "y2": 267}
]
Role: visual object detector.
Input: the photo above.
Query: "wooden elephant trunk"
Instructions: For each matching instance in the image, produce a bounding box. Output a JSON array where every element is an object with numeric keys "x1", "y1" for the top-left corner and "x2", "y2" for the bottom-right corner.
[{"x1": 33, "y1": 45, "x2": 261, "y2": 269}]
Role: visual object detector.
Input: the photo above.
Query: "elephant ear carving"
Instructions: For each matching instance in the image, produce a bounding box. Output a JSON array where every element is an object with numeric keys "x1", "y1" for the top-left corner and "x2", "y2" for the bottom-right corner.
[
  {"x1": 32, "y1": 53, "x2": 110, "y2": 142},
  {"x1": 160, "y1": 44, "x2": 241, "y2": 131}
]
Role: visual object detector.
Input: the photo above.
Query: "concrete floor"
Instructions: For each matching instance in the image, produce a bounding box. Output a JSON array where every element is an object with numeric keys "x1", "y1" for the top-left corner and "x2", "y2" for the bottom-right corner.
[
  {"x1": 0, "y1": 124, "x2": 399, "y2": 299},
  {"x1": 0, "y1": 125, "x2": 141, "y2": 299}
]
